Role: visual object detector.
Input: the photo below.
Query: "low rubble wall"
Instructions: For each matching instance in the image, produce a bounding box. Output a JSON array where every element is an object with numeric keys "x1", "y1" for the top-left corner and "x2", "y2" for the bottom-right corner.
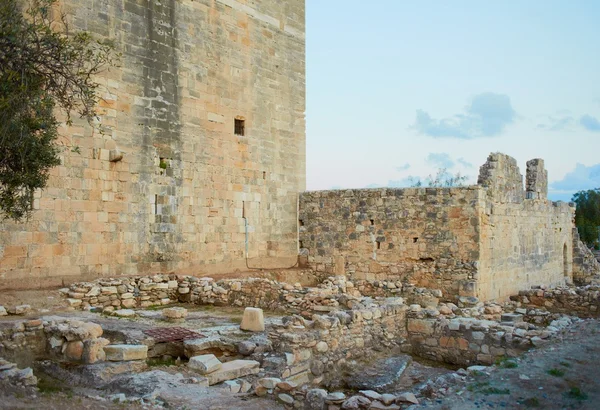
[
  {"x1": 62, "y1": 274, "x2": 443, "y2": 315},
  {"x1": 512, "y1": 286, "x2": 600, "y2": 317},
  {"x1": 572, "y1": 228, "x2": 600, "y2": 284},
  {"x1": 0, "y1": 317, "x2": 107, "y2": 367},
  {"x1": 269, "y1": 301, "x2": 409, "y2": 386}
]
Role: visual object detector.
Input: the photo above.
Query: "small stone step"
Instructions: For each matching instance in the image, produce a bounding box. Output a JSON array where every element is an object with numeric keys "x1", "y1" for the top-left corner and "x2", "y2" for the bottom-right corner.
[
  {"x1": 205, "y1": 360, "x2": 260, "y2": 385},
  {"x1": 104, "y1": 345, "x2": 148, "y2": 361}
]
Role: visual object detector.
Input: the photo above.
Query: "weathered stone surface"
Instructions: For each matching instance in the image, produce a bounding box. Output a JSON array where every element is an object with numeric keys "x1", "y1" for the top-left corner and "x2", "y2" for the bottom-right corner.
[
  {"x1": 205, "y1": 360, "x2": 260, "y2": 385},
  {"x1": 240, "y1": 307, "x2": 265, "y2": 332},
  {"x1": 184, "y1": 337, "x2": 236, "y2": 358},
  {"x1": 258, "y1": 377, "x2": 281, "y2": 389},
  {"x1": 188, "y1": 354, "x2": 222, "y2": 375},
  {"x1": 113, "y1": 309, "x2": 136, "y2": 318},
  {"x1": 396, "y1": 392, "x2": 419, "y2": 405},
  {"x1": 104, "y1": 345, "x2": 148, "y2": 361},
  {"x1": 162, "y1": 307, "x2": 188, "y2": 320},
  {"x1": 305, "y1": 388, "x2": 328, "y2": 410},
  {"x1": 8, "y1": 305, "x2": 31, "y2": 315},
  {"x1": 0, "y1": 0, "x2": 306, "y2": 290},
  {"x1": 345, "y1": 356, "x2": 412, "y2": 392},
  {"x1": 65, "y1": 341, "x2": 84, "y2": 361},
  {"x1": 299, "y1": 153, "x2": 575, "y2": 302},
  {"x1": 237, "y1": 340, "x2": 256, "y2": 356},
  {"x1": 0, "y1": 306, "x2": 7, "y2": 316}
]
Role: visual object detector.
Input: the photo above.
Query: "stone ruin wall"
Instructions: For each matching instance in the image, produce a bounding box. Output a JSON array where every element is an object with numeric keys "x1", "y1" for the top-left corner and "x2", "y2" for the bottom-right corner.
[
  {"x1": 0, "y1": 0, "x2": 306, "y2": 290},
  {"x1": 299, "y1": 153, "x2": 576, "y2": 302},
  {"x1": 298, "y1": 187, "x2": 482, "y2": 298},
  {"x1": 476, "y1": 154, "x2": 574, "y2": 301},
  {"x1": 572, "y1": 227, "x2": 600, "y2": 283}
]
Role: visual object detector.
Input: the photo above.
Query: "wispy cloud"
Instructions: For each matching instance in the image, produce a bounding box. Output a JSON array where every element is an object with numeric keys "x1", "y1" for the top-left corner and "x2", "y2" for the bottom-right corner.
[
  {"x1": 412, "y1": 92, "x2": 516, "y2": 139},
  {"x1": 537, "y1": 115, "x2": 574, "y2": 132},
  {"x1": 580, "y1": 114, "x2": 600, "y2": 132},
  {"x1": 550, "y1": 163, "x2": 600, "y2": 197},
  {"x1": 427, "y1": 153, "x2": 455, "y2": 168},
  {"x1": 396, "y1": 163, "x2": 411, "y2": 172},
  {"x1": 457, "y1": 157, "x2": 473, "y2": 168}
]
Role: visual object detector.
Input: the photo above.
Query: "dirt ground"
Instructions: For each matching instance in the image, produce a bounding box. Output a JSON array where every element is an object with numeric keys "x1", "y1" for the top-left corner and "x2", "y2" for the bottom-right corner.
[
  {"x1": 0, "y1": 288, "x2": 68, "y2": 313},
  {"x1": 419, "y1": 318, "x2": 600, "y2": 410}
]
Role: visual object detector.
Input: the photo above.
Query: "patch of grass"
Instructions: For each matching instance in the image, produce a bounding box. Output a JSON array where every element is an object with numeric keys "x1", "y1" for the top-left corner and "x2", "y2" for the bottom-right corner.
[
  {"x1": 229, "y1": 317, "x2": 242, "y2": 324},
  {"x1": 565, "y1": 387, "x2": 588, "y2": 401},
  {"x1": 470, "y1": 370, "x2": 485, "y2": 378},
  {"x1": 38, "y1": 376, "x2": 70, "y2": 395},
  {"x1": 467, "y1": 381, "x2": 489, "y2": 392},
  {"x1": 147, "y1": 357, "x2": 178, "y2": 367},
  {"x1": 481, "y1": 387, "x2": 511, "y2": 395},
  {"x1": 547, "y1": 368, "x2": 565, "y2": 377},
  {"x1": 495, "y1": 356, "x2": 518, "y2": 368},
  {"x1": 522, "y1": 397, "x2": 540, "y2": 408}
]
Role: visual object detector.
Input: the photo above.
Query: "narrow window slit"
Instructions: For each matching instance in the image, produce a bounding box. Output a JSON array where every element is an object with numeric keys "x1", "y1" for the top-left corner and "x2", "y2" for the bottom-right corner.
[
  {"x1": 376, "y1": 241, "x2": 381, "y2": 250},
  {"x1": 370, "y1": 219, "x2": 374, "y2": 225},
  {"x1": 235, "y1": 118, "x2": 245, "y2": 136},
  {"x1": 413, "y1": 237, "x2": 419, "y2": 243},
  {"x1": 299, "y1": 219, "x2": 304, "y2": 226}
]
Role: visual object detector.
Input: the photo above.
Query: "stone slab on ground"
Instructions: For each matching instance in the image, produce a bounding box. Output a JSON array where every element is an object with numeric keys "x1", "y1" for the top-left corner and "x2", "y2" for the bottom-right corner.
[
  {"x1": 188, "y1": 354, "x2": 222, "y2": 375},
  {"x1": 205, "y1": 359, "x2": 260, "y2": 385},
  {"x1": 104, "y1": 344, "x2": 148, "y2": 361}
]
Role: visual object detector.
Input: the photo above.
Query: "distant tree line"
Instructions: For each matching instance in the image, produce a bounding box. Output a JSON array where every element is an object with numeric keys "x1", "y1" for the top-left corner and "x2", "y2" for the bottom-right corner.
[{"x1": 572, "y1": 188, "x2": 600, "y2": 250}]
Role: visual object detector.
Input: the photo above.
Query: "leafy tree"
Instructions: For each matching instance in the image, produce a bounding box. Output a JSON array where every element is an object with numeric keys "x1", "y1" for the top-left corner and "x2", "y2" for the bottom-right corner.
[
  {"x1": 409, "y1": 168, "x2": 470, "y2": 188},
  {"x1": 0, "y1": 0, "x2": 116, "y2": 221},
  {"x1": 572, "y1": 188, "x2": 600, "y2": 249}
]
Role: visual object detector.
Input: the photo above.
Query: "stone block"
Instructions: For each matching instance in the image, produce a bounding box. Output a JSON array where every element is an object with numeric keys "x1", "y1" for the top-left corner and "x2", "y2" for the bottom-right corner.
[
  {"x1": 0, "y1": 306, "x2": 7, "y2": 316},
  {"x1": 188, "y1": 354, "x2": 222, "y2": 375},
  {"x1": 162, "y1": 307, "x2": 188, "y2": 320},
  {"x1": 113, "y1": 309, "x2": 136, "y2": 317},
  {"x1": 104, "y1": 345, "x2": 148, "y2": 361},
  {"x1": 240, "y1": 307, "x2": 265, "y2": 332},
  {"x1": 205, "y1": 360, "x2": 260, "y2": 385}
]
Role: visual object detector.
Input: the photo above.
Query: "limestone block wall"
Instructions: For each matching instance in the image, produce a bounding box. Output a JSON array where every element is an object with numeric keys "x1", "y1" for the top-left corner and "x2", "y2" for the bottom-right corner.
[
  {"x1": 298, "y1": 187, "x2": 483, "y2": 298},
  {"x1": 0, "y1": 0, "x2": 306, "y2": 289},
  {"x1": 299, "y1": 154, "x2": 575, "y2": 302},
  {"x1": 477, "y1": 154, "x2": 574, "y2": 301}
]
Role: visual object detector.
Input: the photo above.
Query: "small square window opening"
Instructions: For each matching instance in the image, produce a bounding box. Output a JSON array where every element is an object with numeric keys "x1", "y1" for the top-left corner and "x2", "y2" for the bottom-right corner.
[{"x1": 235, "y1": 119, "x2": 245, "y2": 136}]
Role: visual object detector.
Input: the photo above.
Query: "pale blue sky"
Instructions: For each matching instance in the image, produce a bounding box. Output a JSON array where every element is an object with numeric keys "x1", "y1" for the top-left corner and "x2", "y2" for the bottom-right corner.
[{"x1": 306, "y1": 0, "x2": 600, "y2": 201}]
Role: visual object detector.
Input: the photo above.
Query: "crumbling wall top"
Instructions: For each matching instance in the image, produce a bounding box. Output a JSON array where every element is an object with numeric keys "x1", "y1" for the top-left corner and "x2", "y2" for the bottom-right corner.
[
  {"x1": 477, "y1": 153, "x2": 524, "y2": 203},
  {"x1": 525, "y1": 158, "x2": 548, "y2": 200}
]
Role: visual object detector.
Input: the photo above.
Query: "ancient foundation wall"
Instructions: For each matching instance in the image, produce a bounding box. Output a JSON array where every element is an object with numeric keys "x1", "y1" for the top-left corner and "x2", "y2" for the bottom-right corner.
[
  {"x1": 298, "y1": 188, "x2": 483, "y2": 298},
  {"x1": 269, "y1": 304, "x2": 409, "y2": 386},
  {"x1": 0, "y1": 0, "x2": 306, "y2": 289}
]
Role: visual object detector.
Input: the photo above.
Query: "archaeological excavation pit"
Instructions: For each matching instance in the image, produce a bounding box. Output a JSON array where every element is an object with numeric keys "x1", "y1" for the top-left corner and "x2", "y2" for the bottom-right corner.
[{"x1": 2, "y1": 267, "x2": 599, "y2": 409}]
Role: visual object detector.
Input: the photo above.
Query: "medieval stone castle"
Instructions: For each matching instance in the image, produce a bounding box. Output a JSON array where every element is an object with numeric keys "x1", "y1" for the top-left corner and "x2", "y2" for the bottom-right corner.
[{"x1": 0, "y1": 0, "x2": 596, "y2": 300}]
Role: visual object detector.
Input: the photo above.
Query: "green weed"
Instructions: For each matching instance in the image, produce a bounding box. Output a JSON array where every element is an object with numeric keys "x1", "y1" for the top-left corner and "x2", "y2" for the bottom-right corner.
[
  {"x1": 522, "y1": 397, "x2": 540, "y2": 408},
  {"x1": 547, "y1": 368, "x2": 565, "y2": 377},
  {"x1": 565, "y1": 387, "x2": 588, "y2": 401}
]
